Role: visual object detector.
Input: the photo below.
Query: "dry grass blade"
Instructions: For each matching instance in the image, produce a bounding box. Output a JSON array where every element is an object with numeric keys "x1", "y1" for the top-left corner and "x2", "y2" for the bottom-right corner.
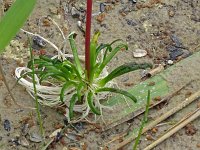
[
  {"x1": 112, "y1": 90, "x2": 200, "y2": 149},
  {"x1": 144, "y1": 107, "x2": 200, "y2": 150},
  {"x1": 104, "y1": 82, "x2": 190, "y2": 146}
]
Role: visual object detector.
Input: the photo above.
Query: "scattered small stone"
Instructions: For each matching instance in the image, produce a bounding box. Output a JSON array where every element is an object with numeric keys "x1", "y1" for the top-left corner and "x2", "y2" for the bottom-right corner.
[
  {"x1": 21, "y1": 123, "x2": 29, "y2": 136},
  {"x1": 124, "y1": 82, "x2": 134, "y2": 86},
  {"x1": 167, "y1": 60, "x2": 173, "y2": 65},
  {"x1": 9, "y1": 138, "x2": 20, "y2": 146},
  {"x1": 55, "y1": 132, "x2": 63, "y2": 142},
  {"x1": 148, "y1": 81, "x2": 155, "y2": 86},
  {"x1": 4, "y1": 119, "x2": 11, "y2": 132},
  {"x1": 97, "y1": 141, "x2": 102, "y2": 145},
  {"x1": 185, "y1": 91, "x2": 192, "y2": 98},
  {"x1": 146, "y1": 134, "x2": 155, "y2": 141},
  {"x1": 130, "y1": 0, "x2": 137, "y2": 3},
  {"x1": 96, "y1": 13, "x2": 106, "y2": 23},
  {"x1": 126, "y1": 19, "x2": 138, "y2": 26},
  {"x1": 71, "y1": 7, "x2": 80, "y2": 18},
  {"x1": 185, "y1": 124, "x2": 197, "y2": 136},
  {"x1": 15, "y1": 109, "x2": 24, "y2": 113},
  {"x1": 105, "y1": 5, "x2": 113, "y2": 12},
  {"x1": 49, "y1": 128, "x2": 62, "y2": 138},
  {"x1": 126, "y1": 35, "x2": 132, "y2": 41},
  {"x1": 81, "y1": 142, "x2": 88, "y2": 150},
  {"x1": 168, "y1": 8, "x2": 175, "y2": 17},
  {"x1": 197, "y1": 102, "x2": 200, "y2": 108},
  {"x1": 100, "y1": 3, "x2": 106, "y2": 13},
  {"x1": 77, "y1": 21, "x2": 85, "y2": 34},
  {"x1": 33, "y1": 36, "x2": 47, "y2": 48},
  {"x1": 49, "y1": 6, "x2": 58, "y2": 15},
  {"x1": 121, "y1": 76, "x2": 129, "y2": 82},
  {"x1": 169, "y1": 49, "x2": 184, "y2": 60},
  {"x1": 20, "y1": 136, "x2": 29, "y2": 147},
  {"x1": 197, "y1": 143, "x2": 200, "y2": 148},
  {"x1": 74, "y1": 122, "x2": 84, "y2": 131},
  {"x1": 42, "y1": 18, "x2": 51, "y2": 27},
  {"x1": 154, "y1": 96, "x2": 161, "y2": 101},
  {"x1": 29, "y1": 132, "x2": 43, "y2": 143},
  {"x1": 181, "y1": 49, "x2": 191, "y2": 58},
  {"x1": 120, "y1": 12, "x2": 127, "y2": 16},
  {"x1": 140, "y1": 70, "x2": 148, "y2": 78},
  {"x1": 170, "y1": 34, "x2": 183, "y2": 48},
  {"x1": 151, "y1": 127, "x2": 158, "y2": 133},
  {"x1": 133, "y1": 49, "x2": 147, "y2": 58}
]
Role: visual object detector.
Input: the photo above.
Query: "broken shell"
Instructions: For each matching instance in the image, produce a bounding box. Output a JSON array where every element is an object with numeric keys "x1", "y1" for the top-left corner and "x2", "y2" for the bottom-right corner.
[
  {"x1": 29, "y1": 132, "x2": 43, "y2": 143},
  {"x1": 49, "y1": 128, "x2": 62, "y2": 138},
  {"x1": 167, "y1": 60, "x2": 173, "y2": 65},
  {"x1": 133, "y1": 49, "x2": 147, "y2": 58},
  {"x1": 20, "y1": 136, "x2": 29, "y2": 147}
]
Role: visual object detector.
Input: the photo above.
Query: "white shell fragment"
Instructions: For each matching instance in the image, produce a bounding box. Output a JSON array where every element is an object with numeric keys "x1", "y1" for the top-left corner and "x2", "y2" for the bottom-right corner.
[
  {"x1": 167, "y1": 60, "x2": 174, "y2": 65},
  {"x1": 133, "y1": 49, "x2": 147, "y2": 58},
  {"x1": 49, "y1": 128, "x2": 62, "y2": 138}
]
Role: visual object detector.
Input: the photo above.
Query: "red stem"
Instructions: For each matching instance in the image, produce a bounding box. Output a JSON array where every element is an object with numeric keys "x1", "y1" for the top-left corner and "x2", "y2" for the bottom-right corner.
[{"x1": 85, "y1": 0, "x2": 92, "y2": 79}]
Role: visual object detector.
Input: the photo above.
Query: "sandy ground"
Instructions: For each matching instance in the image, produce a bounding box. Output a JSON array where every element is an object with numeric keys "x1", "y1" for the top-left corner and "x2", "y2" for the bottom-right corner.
[{"x1": 0, "y1": 0, "x2": 200, "y2": 149}]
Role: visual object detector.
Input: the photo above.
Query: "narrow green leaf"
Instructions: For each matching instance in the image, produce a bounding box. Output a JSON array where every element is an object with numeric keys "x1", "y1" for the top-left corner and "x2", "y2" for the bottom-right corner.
[
  {"x1": 60, "y1": 82, "x2": 73, "y2": 103},
  {"x1": 87, "y1": 92, "x2": 101, "y2": 115},
  {"x1": 69, "y1": 94, "x2": 78, "y2": 119},
  {"x1": 89, "y1": 31, "x2": 100, "y2": 82},
  {"x1": 76, "y1": 82, "x2": 84, "y2": 101},
  {"x1": 39, "y1": 55, "x2": 53, "y2": 62},
  {"x1": 39, "y1": 72, "x2": 67, "y2": 83},
  {"x1": 96, "y1": 87, "x2": 137, "y2": 103},
  {"x1": 16, "y1": 71, "x2": 44, "y2": 83},
  {"x1": 97, "y1": 44, "x2": 128, "y2": 76},
  {"x1": 99, "y1": 63, "x2": 152, "y2": 86},
  {"x1": 68, "y1": 32, "x2": 83, "y2": 75},
  {"x1": 0, "y1": 0, "x2": 36, "y2": 52},
  {"x1": 133, "y1": 90, "x2": 151, "y2": 150}
]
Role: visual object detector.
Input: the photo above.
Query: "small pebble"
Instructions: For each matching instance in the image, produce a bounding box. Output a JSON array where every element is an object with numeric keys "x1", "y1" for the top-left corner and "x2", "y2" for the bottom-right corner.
[
  {"x1": 20, "y1": 136, "x2": 29, "y2": 147},
  {"x1": 133, "y1": 49, "x2": 147, "y2": 58},
  {"x1": 29, "y1": 132, "x2": 43, "y2": 143},
  {"x1": 71, "y1": 7, "x2": 80, "y2": 18},
  {"x1": 167, "y1": 60, "x2": 173, "y2": 65},
  {"x1": 100, "y1": 3, "x2": 105, "y2": 13},
  {"x1": 197, "y1": 143, "x2": 200, "y2": 148},
  {"x1": 154, "y1": 96, "x2": 161, "y2": 101},
  {"x1": 170, "y1": 34, "x2": 182, "y2": 48},
  {"x1": 146, "y1": 134, "x2": 155, "y2": 141},
  {"x1": 33, "y1": 36, "x2": 47, "y2": 48},
  {"x1": 4, "y1": 119, "x2": 11, "y2": 132}
]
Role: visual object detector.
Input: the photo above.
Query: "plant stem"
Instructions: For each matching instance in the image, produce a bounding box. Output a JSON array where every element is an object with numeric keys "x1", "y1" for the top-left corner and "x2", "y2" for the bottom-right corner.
[
  {"x1": 85, "y1": 0, "x2": 93, "y2": 79},
  {"x1": 133, "y1": 90, "x2": 151, "y2": 150},
  {"x1": 28, "y1": 38, "x2": 44, "y2": 138}
]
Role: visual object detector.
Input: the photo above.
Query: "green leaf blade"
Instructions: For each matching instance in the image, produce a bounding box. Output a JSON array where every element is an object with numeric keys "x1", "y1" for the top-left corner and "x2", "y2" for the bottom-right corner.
[
  {"x1": 99, "y1": 63, "x2": 152, "y2": 86},
  {"x1": 97, "y1": 44, "x2": 128, "y2": 76},
  {"x1": 96, "y1": 87, "x2": 137, "y2": 103},
  {"x1": 0, "y1": 0, "x2": 36, "y2": 52},
  {"x1": 69, "y1": 94, "x2": 78, "y2": 119},
  {"x1": 87, "y1": 92, "x2": 101, "y2": 115}
]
